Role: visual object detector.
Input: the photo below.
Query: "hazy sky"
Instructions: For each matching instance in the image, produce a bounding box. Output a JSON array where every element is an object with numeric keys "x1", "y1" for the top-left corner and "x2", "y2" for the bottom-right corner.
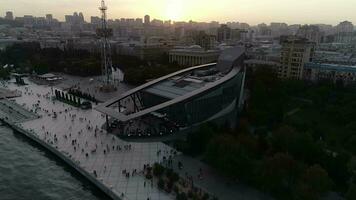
[{"x1": 1, "y1": 0, "x2": 356, "y2": 25}]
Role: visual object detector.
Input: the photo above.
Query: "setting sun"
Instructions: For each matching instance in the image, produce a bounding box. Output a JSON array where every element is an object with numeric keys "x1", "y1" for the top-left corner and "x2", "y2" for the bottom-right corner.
[{"x1": 164, "y1": 0, "x2": 183, "y2": 21}]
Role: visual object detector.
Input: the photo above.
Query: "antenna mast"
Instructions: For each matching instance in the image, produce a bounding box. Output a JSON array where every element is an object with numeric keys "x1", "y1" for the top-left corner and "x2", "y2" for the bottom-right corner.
[{"x1": 98, "y1": 0, "x2": 114, "y2": 87}]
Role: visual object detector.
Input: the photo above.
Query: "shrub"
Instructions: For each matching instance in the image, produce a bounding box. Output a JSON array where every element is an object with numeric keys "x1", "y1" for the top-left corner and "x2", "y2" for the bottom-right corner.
[
  {"x1": 158, "y1": 178, "x2": 165, "y2": 190},
  {"x1": 153, "y1": 163, "x2": 165, "y2": 177}
]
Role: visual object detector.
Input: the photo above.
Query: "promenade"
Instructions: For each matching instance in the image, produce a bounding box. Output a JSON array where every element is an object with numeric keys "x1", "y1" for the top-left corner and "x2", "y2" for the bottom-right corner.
[{"x1": 0, "y1": 78, "x2": 271, "y2": 200}]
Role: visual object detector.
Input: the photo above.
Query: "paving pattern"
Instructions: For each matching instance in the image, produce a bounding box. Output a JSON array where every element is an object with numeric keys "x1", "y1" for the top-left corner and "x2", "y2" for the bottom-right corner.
[
  {"x1": 6, "y1": 80, "x2": 175, "y2": 200},
  {"x1": 2, "y1": 78, "x2": 272, "y2": 200}
]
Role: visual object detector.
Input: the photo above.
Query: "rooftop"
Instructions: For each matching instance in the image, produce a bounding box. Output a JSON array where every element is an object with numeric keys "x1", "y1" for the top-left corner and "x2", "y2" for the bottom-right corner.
[
  {"x1": 144, "y1": 67, "x2": 222, "y2": 99},
  {"x1": 305, "y1": 62, "x2": 356, "y2": 73},
  {"x1": 96, "y1": 46, "x2": 245, "y2": 122}
]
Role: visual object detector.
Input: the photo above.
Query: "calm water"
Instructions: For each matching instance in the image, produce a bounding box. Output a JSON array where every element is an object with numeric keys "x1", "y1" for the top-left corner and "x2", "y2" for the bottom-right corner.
[{"x1": 0, "y1": 125, "x2": 110, "y2": 200}]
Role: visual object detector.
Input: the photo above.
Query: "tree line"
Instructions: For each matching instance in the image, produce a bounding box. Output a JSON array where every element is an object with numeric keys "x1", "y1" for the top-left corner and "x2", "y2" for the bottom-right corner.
[
  {"x1": 0, "y1": 42, "x2": 183, "y2": 85},
  {"x1": 175, "y1": 67, "x2": 356, "y2": 200}
]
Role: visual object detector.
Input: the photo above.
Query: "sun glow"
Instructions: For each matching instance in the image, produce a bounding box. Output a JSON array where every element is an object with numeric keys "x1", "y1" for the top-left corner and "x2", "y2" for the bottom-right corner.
[{"x1": 164, "y1": 0, "x2": 183, "y2": 21}]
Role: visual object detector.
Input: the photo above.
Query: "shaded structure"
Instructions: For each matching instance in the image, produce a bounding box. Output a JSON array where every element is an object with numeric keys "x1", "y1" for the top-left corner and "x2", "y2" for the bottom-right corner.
[{"x1": 96, "y1": 46, "x2": 247, "y2": 140}]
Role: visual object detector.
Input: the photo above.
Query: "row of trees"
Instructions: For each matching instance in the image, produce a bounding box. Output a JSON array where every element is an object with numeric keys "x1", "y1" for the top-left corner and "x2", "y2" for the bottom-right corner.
[
  {"x1": 0, "y1": 43, "x2": 101, "y2": 76},
  {"x1": 68, "y1": 88, "x2": 98, "y2": 103},
  {"x1": 0, "y1": 43, "x2": 184, "y2": 86},
  {"x1": 113, "y1": 54, "x2": 184, "y2": 85},
  {"x1": 55, "y1": 89, "x2": 81, "y2": 107}
]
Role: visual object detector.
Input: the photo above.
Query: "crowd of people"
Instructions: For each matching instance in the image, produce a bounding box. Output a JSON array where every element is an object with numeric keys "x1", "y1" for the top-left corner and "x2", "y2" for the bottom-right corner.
[{"x1": 2, "y1": 80, "x2": 214, "y2": 200}]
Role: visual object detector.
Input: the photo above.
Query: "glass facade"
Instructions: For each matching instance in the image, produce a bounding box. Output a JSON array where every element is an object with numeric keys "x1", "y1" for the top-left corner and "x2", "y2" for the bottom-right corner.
[{"x1": 150, "y1": 72, "x2": 244, "y2": 127}]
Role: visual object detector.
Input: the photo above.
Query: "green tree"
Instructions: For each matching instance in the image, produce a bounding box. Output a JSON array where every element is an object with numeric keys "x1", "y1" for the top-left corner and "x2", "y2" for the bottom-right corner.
[
  {"x1": 153, "y1": 163, "x2": 165, "y2": 177},
  {"x1": 259, "y1": 153, "x2": 303, "y2": 198},
  {"x1": 346, "y1": 184, "x2": 356, "y2": 200},
  {"x1": 270, "y1": 126, "x2": 323, "y2": 164},
  {"x1": 205, "y1": 134, "x2": 257, "y2": 183},
  {"x1": 296, "y1": 165, "x2": 332, "y2": 200}
]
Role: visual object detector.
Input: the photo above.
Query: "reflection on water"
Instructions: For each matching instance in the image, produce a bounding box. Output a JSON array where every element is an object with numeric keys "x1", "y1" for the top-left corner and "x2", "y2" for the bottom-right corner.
[{"x1": 0, "y1": 125, "x2": 110, "y2": 200}]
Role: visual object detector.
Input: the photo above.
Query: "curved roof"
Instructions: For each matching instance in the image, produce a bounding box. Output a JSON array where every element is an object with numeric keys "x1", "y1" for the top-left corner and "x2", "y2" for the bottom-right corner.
[
  {"x1": 95, "y1": 46, "x2": 245, "y2": 122},
  {"x1": 188, "y1": 45, "x2": 203, "y2": 49},
  {"x1": 95, "y1": 64, "x2": 241, "y2": 122}
]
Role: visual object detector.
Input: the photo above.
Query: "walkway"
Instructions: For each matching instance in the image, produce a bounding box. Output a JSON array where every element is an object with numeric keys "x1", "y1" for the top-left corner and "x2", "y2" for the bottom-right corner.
[{"x1": 2, "y1": 78, "x2": 271, "y2": 200}]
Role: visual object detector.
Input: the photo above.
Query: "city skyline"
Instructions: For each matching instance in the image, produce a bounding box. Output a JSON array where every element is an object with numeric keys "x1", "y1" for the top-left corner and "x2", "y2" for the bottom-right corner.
[{"x1": 2, "y1": 0, "x2": 356, "y2": 25}]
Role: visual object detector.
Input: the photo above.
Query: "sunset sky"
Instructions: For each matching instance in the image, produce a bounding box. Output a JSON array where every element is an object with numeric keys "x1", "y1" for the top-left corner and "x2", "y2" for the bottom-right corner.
[{"x1": 1, "y1": 0, "x2": 356, "y2": 25}]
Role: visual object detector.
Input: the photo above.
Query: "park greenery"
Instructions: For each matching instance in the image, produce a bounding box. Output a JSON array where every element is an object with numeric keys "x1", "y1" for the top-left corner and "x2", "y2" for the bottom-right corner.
[
  {"x1": 175, "y1": 67, "x2": 356, "y2": 200},
  {"x1": 118, "y1": 54, "x2": 184, "y2": 85},
  {"x1": 0, "y1": 67, "x2": 10, "y2": 79},
  {"x1": 0, "y1": 42, "x2": 183, "y2": 85},
  {"x1": 0, "y1": 42, "x2": 101, "y2": 76}
]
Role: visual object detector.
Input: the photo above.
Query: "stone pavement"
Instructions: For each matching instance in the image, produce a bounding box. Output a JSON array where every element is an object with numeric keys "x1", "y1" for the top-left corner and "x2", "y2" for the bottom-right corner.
[
  {"x1": 3, "y1": 78, "x2": 271, "y2": 200},
  {"x1": 171, "y1": 155, "x2": 273, "y2": 200},
  {"x1": 7, "y1": 80, "x2": 174, "y2": 200}
]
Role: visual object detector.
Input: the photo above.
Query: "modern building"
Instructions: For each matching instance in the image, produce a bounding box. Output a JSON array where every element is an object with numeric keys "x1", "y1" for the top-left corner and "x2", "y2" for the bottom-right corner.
[
  {"x1": 115, "y1": 41, "x2": 170, "y2": 60},
  {"x1": 91, "y1": 16, "x2": 101, "y2": 25},
  {"x1": 169, "y1": 45, "x2": 220, "y2": 67},
  {"x1": 96, "y1": 46, "x2": 246, "y2": 140},
  {"x1": 45, "y1": 14, "x2": 53, "y2": 21},
  {"x1": 245, "y1": 59, "x2": 280, "y2": 72},
  {"x1": 144, "y1": 15, "x2": 150, "y2": 25},
  {"x1": 217, "y1": 24, "x2": 231, "y2": 42},
  {"x1": 191, "y1": 31, "x2": 216, "y2": 50},
  {"x1": 296, "y1": 25, "x2": 322, "y2": 44},
  {"x1": 5, "y1": 11, "x2": 14, "y2": 20},
  {"x1": 335, "y1": 21, "x2": 354, "y2": 43},
  {"x1": 270, "y1": 22, "x2": 288, "y2": 37},
  {"x1": 257, "y1": 23, "x2": 272, "y2": 36},
  {"x1": 278, "y1": 36, "x2": 315, "y2": 79},
  {"x1": 304, "y1": 62, "x2": 356, "y2": 84}
]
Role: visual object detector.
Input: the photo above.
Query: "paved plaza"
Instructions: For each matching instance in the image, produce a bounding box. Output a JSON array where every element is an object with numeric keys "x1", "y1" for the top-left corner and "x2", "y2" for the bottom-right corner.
[
  {"x1": 1, "y1": 78, "x2": 271, "y2": 200},
  {"x1": 56, "y1": 71, "x2": 133, "y2": 102}
]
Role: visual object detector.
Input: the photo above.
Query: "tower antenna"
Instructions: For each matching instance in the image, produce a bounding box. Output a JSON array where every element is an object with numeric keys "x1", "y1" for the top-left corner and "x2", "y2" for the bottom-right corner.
[{"x1": 97, "y1": 0, "x2": 116, "y2": 91}]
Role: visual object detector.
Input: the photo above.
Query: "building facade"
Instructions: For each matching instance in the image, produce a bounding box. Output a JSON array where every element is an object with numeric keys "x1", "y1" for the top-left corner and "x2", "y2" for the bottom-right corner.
[
  {"x1": 96, "y1": 47, "x2": 246, "y2": 140},
  {"x1": 278, "y1": 36, "x2": 315, "y2": 79},
  {"x1": 335, "y1": 21, "x2": 354, "y2": 43},
  {"x1": 169, "y1": 45, "x2": 220, "y2": 67},
  {"x1": 296, "y1": 25, "x2": 322, "y2": 44},
  {"x1": 5, "y1": 11, "x2": 14, "y2": 20},
  {"x1": 217, "y1": 24, "x2": 231, "y2": 42},
  {"x1": 304, "y1": 62, "x2": 356, "y2": 84}
]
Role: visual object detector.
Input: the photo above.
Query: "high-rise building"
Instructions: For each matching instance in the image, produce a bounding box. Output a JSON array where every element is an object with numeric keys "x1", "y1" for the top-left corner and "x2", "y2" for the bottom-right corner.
[
  {"x1": 296, "y1": 25, "x2": 322, "y2": 44},
  {"x1": 65, "y1": 15, "x2": 74, "y2": 23},
  {"x1": 257, "y1": 23, "x2": 271, "y2": 36},
  {"x1": 144, "y1": 15, "x2": 150, "y2": 25},
  {"x1": 79, "y1": 12, "x2": 85, "y2": 23},
  {"x1": 151, "y1": 19, "x2": 163, "y2": 26},
  {"x1": 135, "y1": 18, "x2": 143, "y2": 26},
  {"x1": 65, "y1": 12, "x2": 85, "y2": 26},
  {"x1": 335, "y1": 21, "x2": 354, "y2": 43},
  {"x1": 217, "y1": 24, "x2": 231, "y2": 42},
  {"x1": 270, "y1": 22, "x2": 288, "y2": 37},
  {"x1": 278, "y1": 36, "x2": 315, "y2": 79},
  {"x1": 5, "y1": 11, "x2": 14, "y2": 20},
  {"x1": 91, "y1": 16, "x2": 101, "y2": 24},
  {"x1": 192, "y1": 31, "x2": 216, "y2": 50},
  {"x1": 46, "y1": 14, "x2": 53, "y2": 21},
  {"x1": 23, "y1": 15, "x2": 35, "y2": 27},
  {"x1": 288, "y1": 24, "x2": 302, "y2": 35}
]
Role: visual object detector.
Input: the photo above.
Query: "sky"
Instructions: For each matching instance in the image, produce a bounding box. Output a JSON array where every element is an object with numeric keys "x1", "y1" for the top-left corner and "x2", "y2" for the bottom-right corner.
[{"x1": 1, "y1": 0, "x2": 356, "y2": 25}]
